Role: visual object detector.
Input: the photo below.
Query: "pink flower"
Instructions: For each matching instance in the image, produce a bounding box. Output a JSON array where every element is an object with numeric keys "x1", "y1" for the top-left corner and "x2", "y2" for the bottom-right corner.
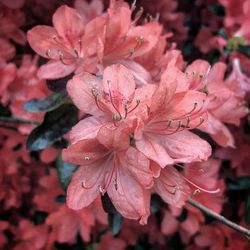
[
  {"x1": 134, "y1": 64, "x2": 212, "y2": 167},
  {"x1": 63, "y1": 134, "x2": 152, "y2": 224},
  {"x1": 27, "y1": 5, "x2": 106, "y2": 79},
  {"x1": 67, "y1": 64, "x2": 149, "y2": 125}
]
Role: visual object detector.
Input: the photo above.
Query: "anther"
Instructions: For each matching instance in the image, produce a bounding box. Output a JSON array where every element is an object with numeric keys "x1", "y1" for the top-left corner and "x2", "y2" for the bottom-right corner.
[
  {"x1": 113, "y1": 178, "x2": 118, "y2": 190},
  {"x1": 193, "y1": 189, "x2": 201, "y2": 195},
  {"x1": 185, "y1": 115, "x2": 190, "y2": 127},
  {"x1": 99, "y1": 186, "x2": 105, "y2": 195},
  {"x1": 136, "y1": 36, "x2": 144, "y2": 45},
  {"x1": 172, "y1": 187, "x2": 177, "y2": 194},
  {"x1": 129, "y1": 48, "x2": 135, "y2": 57},
  {"x1": 46, "y1": 49, "x2": 51, "y2": 58}
]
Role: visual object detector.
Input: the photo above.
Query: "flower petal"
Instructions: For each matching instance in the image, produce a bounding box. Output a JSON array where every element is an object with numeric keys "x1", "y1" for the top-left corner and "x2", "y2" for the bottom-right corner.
[
  {"x1": 107, "y1": 165, "x2": 150, "y2": 225},
  {"x1": 160, "y1": 130, "x2": 212, "y2": 163},
  {"x1": 67, "y1": 72, "x2": 102, "y2": 116},
  {"x1": 135, "y1": 133, "x2": 174, "y2": 168},
  {"x1": 27, "y1": 26, "x2": 59, "y2": 59},
  {"x1": 69, "y1": 116, "x2": 104, "y2": 144},
  {"x1": 119, "y1": 147, "x2": 154, "y2": 189},
  {"x1": 52, "y1": 5, "x2": 85, "y2": 40},
  {"x1": 62, "y1": 139, "x2": 107, "y2": 166},
  {"x1": 154, "y1": 166, "x2": 191, "y2": 207},
  {"x1": 38, "y1": 60, "x2": 76, "y2": 79},
  {"x1": 66, "y1": 158, "x2": 108, "y2": 209},
  {"x1": 103, "y1": 64, "x2": 136, "y2": 112}
]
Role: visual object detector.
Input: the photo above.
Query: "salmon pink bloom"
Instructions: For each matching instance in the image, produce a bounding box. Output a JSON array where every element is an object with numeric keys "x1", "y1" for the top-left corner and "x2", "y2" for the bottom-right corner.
[
  {"x1": 63, "y1": 129, "x2": 153, "y2": 224},
  {"x1": 134, "y1": 65, "x2": 212, "y2": 168},
  {"x1": 154, "y1": 166, "x2": 191, "y2": 207},
  {"x1": 67, "y1": 64, "x2": 150, "y2": 125},
  {"x1": 27, "y1": 5, "x2": 106, "y2": 79}
]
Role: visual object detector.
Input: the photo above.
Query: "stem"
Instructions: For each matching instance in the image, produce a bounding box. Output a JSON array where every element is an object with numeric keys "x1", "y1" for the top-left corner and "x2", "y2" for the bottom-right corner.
[
  {"x1": 188, "y1": 198, "x2": 250, "y2": 237},
  {"x1": 0, "y1": 117, "x2": 40, "y2": 125}
]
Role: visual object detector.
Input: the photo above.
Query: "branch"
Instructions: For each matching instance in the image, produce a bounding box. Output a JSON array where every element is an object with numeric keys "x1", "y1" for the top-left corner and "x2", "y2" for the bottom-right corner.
[
  {"x1": 0, "y1": 117, "x2": 40, "y2": 125},
  {"x1": 188, "y1": 198, "x2": 250, "y2": 237}
]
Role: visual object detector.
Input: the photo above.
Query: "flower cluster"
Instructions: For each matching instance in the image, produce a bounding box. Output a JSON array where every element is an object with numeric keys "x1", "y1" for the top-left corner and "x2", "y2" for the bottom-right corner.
[{"x1": 0, "y1": 0, "x2": 249, "y2": 249}]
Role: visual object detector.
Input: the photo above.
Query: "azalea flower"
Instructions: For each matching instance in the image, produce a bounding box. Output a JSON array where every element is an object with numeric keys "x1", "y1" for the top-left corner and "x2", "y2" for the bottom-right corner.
[
  {"x1": 27, "y1": 5, "x2": 106, "y2": 79},
  {"x1": 63, "y1": 133, "x2": 152, "y2": 224},
  {"x1": 134, "y1": 64, "x2": 212, "y2": 167}
]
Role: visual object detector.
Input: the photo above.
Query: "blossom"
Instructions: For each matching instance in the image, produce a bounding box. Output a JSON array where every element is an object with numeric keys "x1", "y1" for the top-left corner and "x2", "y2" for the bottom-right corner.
[
  {"x1": 27, "y1": 5, "x2": 106, "y2": 79},
  {"x1": 63, "y1": 134, "x2": 152, "y2": 224},
  {"x1": 134, "y1": 64, "x2": 212, "y2": 167}
]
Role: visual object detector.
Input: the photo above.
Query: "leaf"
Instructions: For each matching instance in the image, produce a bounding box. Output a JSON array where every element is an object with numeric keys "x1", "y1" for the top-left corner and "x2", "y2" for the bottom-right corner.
[
  {"x1": 23, "y1": 91, "x2": 70, "y2": 113},
  {"x1": 228, "y1": 177, "x2": 250, "y2": 190},
  {"x1": 26, "y1": 104, "x2": 78, "y2": 151},
  {"x1": 55, "y1": 194, "x2": 66, "y2": 203},
  {"x1": 238, "y1": 45, "x2": 250, "y2": 58},
  {"x1": 244, "y1": 194, "x2": 250, "y2": 224},
  {"x1": 101, "y1": 193, "x2": 117, "y2": 213},
  {"x1": 56, "y1": 154, "x2": 78, "y2": 191},
  {"x1": 46, "y1": 73, "x2": 74, "y2": 92},
  {"x1": 108, "y1": 212, "x2": 123, "y2": 236}
]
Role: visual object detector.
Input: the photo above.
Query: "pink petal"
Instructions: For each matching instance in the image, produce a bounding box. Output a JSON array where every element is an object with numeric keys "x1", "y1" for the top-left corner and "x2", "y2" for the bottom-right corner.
[
  {"x1": 62, "y1": 139, "x2": 107, "y2": 166},
  {"x1": 27, "y1": 26, "x2": 59, "y2": 59},
  {"x1": 66, "y1": 158, "x2": 108, "y2": 209},
  {"x1": 119, "y1": 147, "x2": 154, "y2": 189},
  {"x1": 52, "y1": 5, "x2": 85, "y2": 40},
  {"x1": 67, "y1": 72, "x2": 102, "y2": 116},
  {"x1": 160, "y1": 130, "x2": 212, "y2": 163},
  {"x1": 150, "y1": 65, "x2": 178, "y2": 113},
  {"x1": 97, "y1": 123, "x2": 130, "y2": 151},
  {"x1": 69, "y1": 116, "x2": 104, "y2": 144},
  {"x1": 103, "y1": 64, "x2": 136, "y2": 111},
  {"x1": 201, "y1": 113, "x2": 235, "y2": 148},
  {"x1": 135, "y1": 133, "x2": 174, "y2": 168},
  {"x1": 107, "y1": 165, "x2": 150, "y2": 225},
  {"x1": 154, "y1": 166, "x2": 191, "y2": 207},
  {"x1": 38, "y1": 60, "x2": 76, "y2": 79}
]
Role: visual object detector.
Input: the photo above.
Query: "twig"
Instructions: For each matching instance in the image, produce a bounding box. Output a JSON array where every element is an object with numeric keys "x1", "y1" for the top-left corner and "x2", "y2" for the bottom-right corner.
[
  {"x1": 0, "y1": 117, "x2": 40, "y2": 125},
  {"x1": 188, "y1": 198, "x2": 250, "y2": 237}
]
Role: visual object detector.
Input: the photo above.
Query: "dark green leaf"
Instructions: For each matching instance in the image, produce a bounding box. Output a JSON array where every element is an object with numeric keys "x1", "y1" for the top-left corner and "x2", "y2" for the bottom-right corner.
[
  {"x1": 23, "y1": 91, "x2": 70, "y2": 113},
  {"x1": 244, "y1": 194, "x2": 250, "y2": 224},
  {"x1": 209, "y1": 4, "x2": 225, "y2": 16},
  {"x1": 228, "y1": 177, "x2": 250, "y2": 190},
  {"x1": 26, "y1": 104, "x2": 78, "y2": 151},
  {"x1": 56, "y1": 154, "x2": 78, "y2": 191},
  {"x1": 238, "y1": 45, "x2": 250, "y2": 58},
  {"x1": 101, "y1": 193, "x2": 117, "y2": 213},
  {"x1": 108, "y1": 212, "x2": 123, "y2": 236},
  {"x1": 46, "y1": 73, "x2": 73, "y2": 92},
  {"x1": 55, "y1": 194, "x2": 66, "y2": 203}
]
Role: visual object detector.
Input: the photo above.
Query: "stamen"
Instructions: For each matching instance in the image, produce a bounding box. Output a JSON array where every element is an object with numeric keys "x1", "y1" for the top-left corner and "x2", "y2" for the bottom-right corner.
[
  {"x1": 59, "y1": 53, "x2": 71, "y2": 65},
  {"x1": 127, "y1": 99, "x2": 140, "y2": 114},
  {"x1": 183, "y1": 176, "x2": 220, "y2": 194},
  {"x1": 73, "y1": 48, "x2": 79, "y2": 58},
  {"x1": 129, "y1": 48, "x2": 135, "y2": 57},
  {"x1": 193, "y1": 189, "x2": 201, "y2": 195},
  {"x1": 46, "y1": 49, "x2": 51, "y2": 58},
  {"x1": 84, "y1": 156, "x2": 90, "y2": 160},
  {"x1": 113, "y1": 178, "x2": 118, "y2": 190},
  {"x1": 136, "y1": 36, "x2": 144, "y2": 46},
  {"x1": 107, "y1": 80, "x2": 122, "y2": 119},
  {"x1": 185, "y1": 115, "x2": 190, "y2": 127}
]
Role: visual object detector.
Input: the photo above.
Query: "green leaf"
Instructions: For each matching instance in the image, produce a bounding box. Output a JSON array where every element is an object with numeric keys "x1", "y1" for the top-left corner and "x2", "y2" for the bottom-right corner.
[
  {"x1": 209, "y1": 4, "x2": 225, "y2": 16},
  {"x1": 238, "y1": 45, "x2": 250, "y2": 58},
  {"x1": 244, "y1": 194, "x2": 250, "y2": 224},
  {"x1": 108, "y1": 212, "x2": 123, "y2": 236},
  {"x1": 228, "y1": 177, "x2": 250, "y2": 190},
  {"x1": 56, "y1": 154, "x2": 78, "y2": 191},
  {"x1": 23, "y1": 91, "x2": 70, "y2": 113},
  {"x1": 46, "y1": 73, "x2": 73, "y2": 92},
  {"x1": 26, "y1": 104, "x2": 78, "y2": 151}
]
